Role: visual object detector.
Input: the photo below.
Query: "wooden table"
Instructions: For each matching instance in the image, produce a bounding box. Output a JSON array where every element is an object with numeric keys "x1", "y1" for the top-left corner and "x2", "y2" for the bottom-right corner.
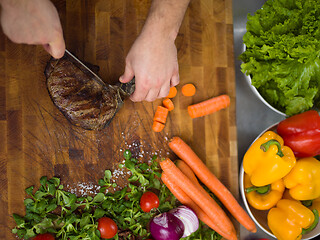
[{"x1": 0, "y1": 0, "x2": 238, "y2": 239}]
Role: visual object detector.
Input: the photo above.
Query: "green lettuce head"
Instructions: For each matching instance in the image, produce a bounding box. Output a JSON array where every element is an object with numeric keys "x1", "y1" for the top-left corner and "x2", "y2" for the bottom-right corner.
[{"x1": 240, "y1": 0, "x2": 320, "y2": 116}]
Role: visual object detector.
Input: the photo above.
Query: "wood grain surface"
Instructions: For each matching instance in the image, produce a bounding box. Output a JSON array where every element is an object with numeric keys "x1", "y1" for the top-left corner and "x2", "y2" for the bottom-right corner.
[{"x1": 0, "y1": 0, "x2": 237, "y2": 239}]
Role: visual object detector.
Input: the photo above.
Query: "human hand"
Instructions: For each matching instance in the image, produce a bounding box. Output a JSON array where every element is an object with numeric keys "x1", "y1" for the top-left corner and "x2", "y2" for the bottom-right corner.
[
  {"x1": 0, "y1": 0, "x2": 65, "y2": 58},
  {"x1": 119, "y1": 32, "x2": 179, "y2": 102}
]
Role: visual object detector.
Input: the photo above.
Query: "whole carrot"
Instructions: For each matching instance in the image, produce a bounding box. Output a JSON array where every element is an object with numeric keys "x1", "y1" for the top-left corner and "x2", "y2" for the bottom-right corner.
[
  {"x1": 160, "y1": 158, "x2": 236, "y2": 237},
  {"x1": 169, "y1": 136, "x2": 257, "y2": 233},
  {"x1": 176, "y1": 160, "x2": 221, "y2": 203},
  {"x1": 176, "y1": 160, "x2": 199, "y2": 184},
  {"x1": 161, "y1": 173, "x2": 237, "y2": 240},
  {"x1": 188, "y1": 94, "x2": 230, "y2": 118}
]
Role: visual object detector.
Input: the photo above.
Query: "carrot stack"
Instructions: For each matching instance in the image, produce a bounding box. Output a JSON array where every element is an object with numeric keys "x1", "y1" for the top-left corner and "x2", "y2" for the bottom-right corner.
[
  {"x1": 168, "y1": 136, "x2": 256, "y2": 233},
  {"x1": 161, "y1": 173, "x2": 237, "y2": 240},
  {"x1": 160, "y1": 158, "x2": 237, "y2": 240},
  {"x1": 152, "y1": 106, "x2": 169, "y2": 132}
]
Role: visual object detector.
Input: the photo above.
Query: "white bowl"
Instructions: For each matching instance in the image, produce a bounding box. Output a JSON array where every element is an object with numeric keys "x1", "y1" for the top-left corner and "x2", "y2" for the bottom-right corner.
[{"x1": 239, "y1": 123, "x2": 320, "y2": 239}]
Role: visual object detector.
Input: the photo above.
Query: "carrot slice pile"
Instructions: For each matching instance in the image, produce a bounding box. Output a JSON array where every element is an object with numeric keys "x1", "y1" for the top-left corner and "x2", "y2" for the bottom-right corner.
[
  {"x1": 153, "y1": 106, "x2": 168, "y2": 124},
  {"x1": 188, "y1": 94, "x2": 230, "y2": 118},
  {"x1": 152, "y1": 97, "x2": 175, "y2": 132},
  {"x1": 168, "y1": 136, "x2": 257, "y2": 233},
  {"x1": 181, "y1": 83, "x2": 196, "y2": 97}
]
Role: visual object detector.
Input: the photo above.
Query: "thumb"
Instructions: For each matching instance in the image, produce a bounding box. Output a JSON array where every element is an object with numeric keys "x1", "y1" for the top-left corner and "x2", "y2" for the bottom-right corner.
[
  {"x1": 44, "y1": 37, "x2": 66, "y2": 59},
  {"x1": 119, "y1": 64, "x2": 135, "y2": 83}
]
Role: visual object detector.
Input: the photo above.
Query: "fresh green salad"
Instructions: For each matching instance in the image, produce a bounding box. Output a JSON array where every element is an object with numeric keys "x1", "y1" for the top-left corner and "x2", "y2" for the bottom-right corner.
[
  {"x1": 12, "y1": 150, "x2": 221, "y2": 240},
  {"x1": 240, "y1": 0, "x2": 320, "y2": 116}
]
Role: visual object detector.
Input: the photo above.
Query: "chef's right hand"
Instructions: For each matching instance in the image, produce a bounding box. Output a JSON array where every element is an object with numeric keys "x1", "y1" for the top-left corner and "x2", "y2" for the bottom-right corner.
[
  {"x1": 0, "y1": 0, "x2": 65, "y2": 59},
  {"x1": 119, "y1": 30, "x2": 179, "y2": 102}
]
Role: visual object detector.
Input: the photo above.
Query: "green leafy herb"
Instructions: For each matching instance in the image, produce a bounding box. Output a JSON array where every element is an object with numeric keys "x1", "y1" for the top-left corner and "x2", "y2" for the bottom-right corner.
[
  {"x1": 123, "y1": 149, "x2": 132, "y2": 160},
  {"x1": 98, "y1": 170, "x2": 117, "y2": 193},
  {"x1": 240, "y1": 0, "x2": 320, "y2": 116},
  {"x1": 12, "y1": 150, "x2": 221, "y2": 240}
]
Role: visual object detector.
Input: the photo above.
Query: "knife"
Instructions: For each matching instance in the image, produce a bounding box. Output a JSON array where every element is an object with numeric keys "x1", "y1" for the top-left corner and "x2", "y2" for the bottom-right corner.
[{"x1": 65, "y1": 49, "x2": 107, "y2": 88}]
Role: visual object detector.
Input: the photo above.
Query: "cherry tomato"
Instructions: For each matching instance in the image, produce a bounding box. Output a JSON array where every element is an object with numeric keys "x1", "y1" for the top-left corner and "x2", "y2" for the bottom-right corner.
[
  {"x1": 140, "y1": 191, "x2": 160, "y2": 212},
  {"x1": 97, "y1": 217, "x2": 118, "y2": 239},
  {"x1": 33, "y1": 233, "x2": 55, "y2": 240}
]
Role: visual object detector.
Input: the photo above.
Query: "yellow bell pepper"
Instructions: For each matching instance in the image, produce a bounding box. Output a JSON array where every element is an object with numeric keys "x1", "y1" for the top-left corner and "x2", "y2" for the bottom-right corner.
[
  {"x1": 283, "y1": 189, "x2": 320, "y2": 216},
  {"x1": 243, "y1": 131, "x2": 296, "y2": 186},
  {"x1": 284, "y1": 157, "x2": 320, "y2": 201},
  {"x1": 283, "y1": 189, "x2": 320, "y2": 218},
  {"x1": 268, "y1": 199, "x2": 319, "y2": 240},
  {"x1": 244, "y1": 173, "x2": 285, "y2": 210}
]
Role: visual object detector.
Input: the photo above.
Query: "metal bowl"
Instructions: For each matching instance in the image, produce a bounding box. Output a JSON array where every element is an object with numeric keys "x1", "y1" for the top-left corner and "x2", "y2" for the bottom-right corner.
[
  {"x1": 239, "y1": 123, "x2": 320, "y2": 239},
  {"x1": 241, "y1": 45, "x2": 287, "y2": 117}
]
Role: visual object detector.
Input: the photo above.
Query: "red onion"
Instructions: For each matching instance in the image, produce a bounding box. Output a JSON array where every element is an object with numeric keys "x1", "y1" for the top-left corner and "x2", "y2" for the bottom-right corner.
[
  {"x1": 149, "y1": 212, "x2": 184, "y2": 240},
  {"x1": 169, "y1": 205, "x2": 199, "y2": 237}
]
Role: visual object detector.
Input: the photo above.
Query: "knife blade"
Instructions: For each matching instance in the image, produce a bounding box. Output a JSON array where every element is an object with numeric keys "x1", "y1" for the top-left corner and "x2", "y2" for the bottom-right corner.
[{"x1": 65, "y1": 49, "x2": 107, "y2": 87}]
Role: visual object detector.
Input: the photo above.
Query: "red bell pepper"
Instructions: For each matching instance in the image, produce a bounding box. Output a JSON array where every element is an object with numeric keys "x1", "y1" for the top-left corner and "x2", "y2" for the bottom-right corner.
[{"x1": 277, "y1": 110, "x2": 320, "y2": 158}]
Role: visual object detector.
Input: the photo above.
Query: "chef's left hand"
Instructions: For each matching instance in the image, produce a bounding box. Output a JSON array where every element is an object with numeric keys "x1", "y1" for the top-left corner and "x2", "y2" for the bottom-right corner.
[{"x1": 0, "y1": 0, "x2": 65, "y2": 58}]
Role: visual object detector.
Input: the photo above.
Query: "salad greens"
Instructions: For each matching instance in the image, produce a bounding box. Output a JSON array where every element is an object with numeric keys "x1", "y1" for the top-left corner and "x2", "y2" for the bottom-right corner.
[
  {"x1": 12, "y1": 151, "x2": 222, "y2": 240},
  {"x1": 240, "y1": 0, "x2": 320, "y2": 116}
]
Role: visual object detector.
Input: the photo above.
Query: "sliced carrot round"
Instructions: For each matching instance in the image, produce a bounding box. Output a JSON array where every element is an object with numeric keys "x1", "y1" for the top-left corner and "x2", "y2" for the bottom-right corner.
[
  {"x1": 181, "y1": 83, "x2": 196, "y2": 97},
  {"x1": 166, "y1": 86, "x2": 177, "y2": 98}
]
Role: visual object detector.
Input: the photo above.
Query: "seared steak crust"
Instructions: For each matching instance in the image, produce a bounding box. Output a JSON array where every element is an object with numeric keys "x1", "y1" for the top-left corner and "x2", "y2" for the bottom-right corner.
[{"x1": 45, "y1": 55, "x2": 134, "y2": 130}]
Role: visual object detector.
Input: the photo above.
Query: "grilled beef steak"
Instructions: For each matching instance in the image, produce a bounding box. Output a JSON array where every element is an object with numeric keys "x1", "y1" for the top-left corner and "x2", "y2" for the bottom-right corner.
[{"x1": 44, "y1": 54, "x2": 135, "y2": 130}]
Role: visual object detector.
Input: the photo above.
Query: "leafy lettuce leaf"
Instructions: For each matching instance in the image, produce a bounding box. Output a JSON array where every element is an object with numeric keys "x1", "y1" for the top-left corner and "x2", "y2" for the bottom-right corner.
[{"x1": 240, "y1": 0, "x2": 320, "y2": 116}]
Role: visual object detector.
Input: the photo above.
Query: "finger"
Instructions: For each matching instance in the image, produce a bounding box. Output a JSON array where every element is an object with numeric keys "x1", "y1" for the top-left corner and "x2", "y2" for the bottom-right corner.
[
  {"x1": 129, "y1": 79, "x2": 149, "y2": 102},
  {"x1": 170, "y1": 72, "x2": 180, "y2": 87},
  {"x1": 145, "y1": 88, "x2": 161, "y2": 102},
  {"x1": 45, "y1": 36, "x2": 66, "y2": 59},
  {"x1": 130, "y1": 89, "x2": 149, "y2": 102},
  {"x1": 119, "y1": 64, "x2": 135, "y2": 83},
  {"x1": 158, "y1": 83, "x2": 171, "y2": 99}
]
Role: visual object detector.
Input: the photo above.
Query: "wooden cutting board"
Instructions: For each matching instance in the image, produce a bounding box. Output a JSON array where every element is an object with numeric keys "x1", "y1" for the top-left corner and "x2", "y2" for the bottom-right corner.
[{"x1": 0, "y1": 0, "x2": 238, "y2": 238}]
